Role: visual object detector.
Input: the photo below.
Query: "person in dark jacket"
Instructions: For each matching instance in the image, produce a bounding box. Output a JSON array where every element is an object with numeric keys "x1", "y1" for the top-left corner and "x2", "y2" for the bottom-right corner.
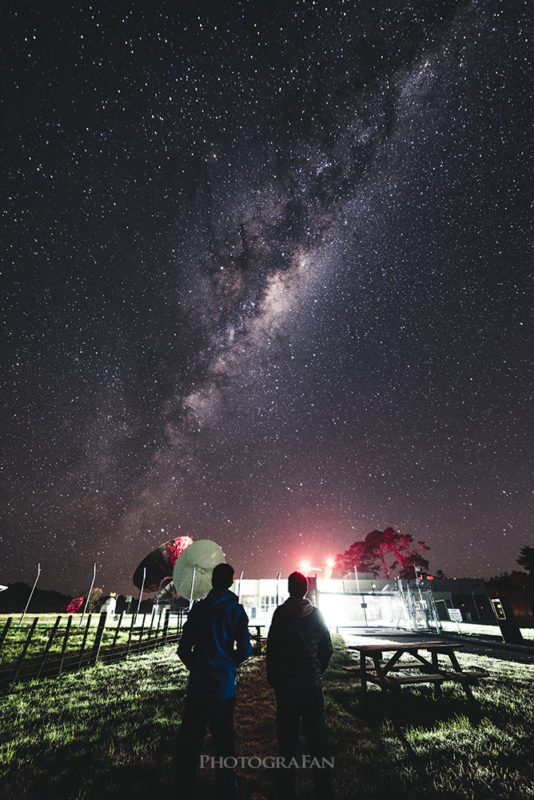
[
  {"x1": 267, "y1": 571, "x2": 333, "y2": 800},
  {"x1": 176, "y1": 562, "x2": 252, "y2": 800}
]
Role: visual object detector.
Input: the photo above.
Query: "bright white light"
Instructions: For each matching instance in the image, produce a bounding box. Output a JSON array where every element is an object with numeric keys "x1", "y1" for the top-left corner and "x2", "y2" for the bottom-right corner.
[
  {"x1": 300, "y1": 560, "x2": 311, "y2": 576},
  {"x1": 318, "y1": 593, "x2": 354, "y2": 627}
]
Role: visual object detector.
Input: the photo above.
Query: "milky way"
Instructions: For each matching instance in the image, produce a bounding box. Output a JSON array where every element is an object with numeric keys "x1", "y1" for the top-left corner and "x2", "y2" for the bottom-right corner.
[{"x1": 2, "y1": 1, "x2": 532, "y2": 594}]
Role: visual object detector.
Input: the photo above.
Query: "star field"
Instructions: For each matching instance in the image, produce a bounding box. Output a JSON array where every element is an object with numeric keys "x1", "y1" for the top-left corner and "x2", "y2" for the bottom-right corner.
[{"x1": 2, "y1": 0, "x2": 533, "y2": 594}]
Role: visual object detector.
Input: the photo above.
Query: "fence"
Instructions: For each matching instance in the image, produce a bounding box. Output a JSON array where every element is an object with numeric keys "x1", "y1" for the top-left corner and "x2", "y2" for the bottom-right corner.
[{"x1": 0, "y1": 609, "x2": 184, "y2": 691}]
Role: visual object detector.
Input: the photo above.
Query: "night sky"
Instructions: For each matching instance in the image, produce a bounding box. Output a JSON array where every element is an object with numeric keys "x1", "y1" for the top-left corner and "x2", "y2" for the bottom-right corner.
[{"x1": 2, "y1": 0, "x2": 532, "y2": 596}]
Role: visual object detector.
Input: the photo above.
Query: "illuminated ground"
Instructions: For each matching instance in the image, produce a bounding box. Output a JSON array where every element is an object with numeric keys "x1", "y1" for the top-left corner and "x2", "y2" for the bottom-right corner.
[{"x1": 1, "y1": 636, "x2": 533, "y2": 799}]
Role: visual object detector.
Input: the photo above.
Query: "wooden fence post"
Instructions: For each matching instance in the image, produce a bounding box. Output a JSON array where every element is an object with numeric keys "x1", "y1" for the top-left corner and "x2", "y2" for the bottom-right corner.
[
  {"x1": 109, "y1": 611, "x2": 124, "y2": 660},
  {"x1": 0, "y1": 617, "x2": 13, "y2": 655},
  {"x1": 92, "y1": 612, "x2": 107, "y2": 664},
  {"x1": 37, "y1": 616, "x2": 61, "y2": 679},
  {"x1": 126, "y1": 613, "x2": 135, "y2": 658},
  {"x1": 13, "y1": 617, "x2": 39, "y2": 683},
  {"x1": 58, "y1": 616, "x2": 73, "y2": 675},
  {"x1": 145, "y1": 611, "x2": 155, "y2": 648},
  {"x1": 137, "y1": 614, "x2": 147, "y2": 653},
  {"x1": 77, "y1": 614, "x2": 93, "y2": 668},
  {"x1": 153, "y1": 610, "x2": 163, "y2": 649},
  {"x1": 162, "y1": 609, "x2": 170, "y2": 645}
]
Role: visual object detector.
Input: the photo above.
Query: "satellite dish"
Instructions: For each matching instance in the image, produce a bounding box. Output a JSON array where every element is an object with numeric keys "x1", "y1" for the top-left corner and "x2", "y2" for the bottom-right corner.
[
  {"x1": 133, "y1": 536, "x2": 194, "y2": 591},
  {"x1": 173, "y1": 540, "x2": 225, "y2": 601}
]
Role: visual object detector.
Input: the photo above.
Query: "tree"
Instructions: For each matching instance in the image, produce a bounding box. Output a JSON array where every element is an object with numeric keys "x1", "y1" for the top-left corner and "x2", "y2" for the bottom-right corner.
[
  {"x1": 87, "y1": 587, "x2": 104, "y2": 612},
  {"x1": 517, "y1": 546, "x2": 534, "y2": 577},
  {"x1": 333, "y1": 528, "x2": 430, "y2": 579},
  {"x1": 0, "y1": 583, "x2": 72, "y2": 613},
  {"x1": 66, "y1": 596, "x2": 84, "y2": 613}
]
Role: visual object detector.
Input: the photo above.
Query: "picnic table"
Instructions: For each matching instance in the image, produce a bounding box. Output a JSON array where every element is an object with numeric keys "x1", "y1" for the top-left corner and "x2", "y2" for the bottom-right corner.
[
  {"x1": 249, "y1": 624, "x2": 265, "y2": 654},
  {"x1": 346, "y1": 640, "x2": 487, "y2": 701}
]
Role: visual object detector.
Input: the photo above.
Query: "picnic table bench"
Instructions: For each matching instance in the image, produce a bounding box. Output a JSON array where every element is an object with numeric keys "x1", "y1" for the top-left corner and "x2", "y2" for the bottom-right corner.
[{"x1": 346, "y1": 641, "x2": 487, "y2": 701}]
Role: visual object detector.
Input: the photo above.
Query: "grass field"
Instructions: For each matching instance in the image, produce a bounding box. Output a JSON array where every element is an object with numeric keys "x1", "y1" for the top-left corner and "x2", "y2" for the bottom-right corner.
[
  {"x1": 440, "y1": 620, "x2": 534, "y2": 640},
  {"x1": 0, "y1": 613, "x2": 182, "y2": 684},
  {"x1": 0, "y1": 636, "x2": 533, "y2": 799}
]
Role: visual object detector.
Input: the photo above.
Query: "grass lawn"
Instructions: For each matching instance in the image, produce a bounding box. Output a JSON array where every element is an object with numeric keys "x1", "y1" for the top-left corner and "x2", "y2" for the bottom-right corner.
[
  {"x1": 0, "y1": 613, "x2": 183, "y2": 685},
  {"x1": 440, "y1": 620, "x2": 534, "y2": 641},
  {"x1": 0, "y1": 636, "x2": 533, "y2": 799}
]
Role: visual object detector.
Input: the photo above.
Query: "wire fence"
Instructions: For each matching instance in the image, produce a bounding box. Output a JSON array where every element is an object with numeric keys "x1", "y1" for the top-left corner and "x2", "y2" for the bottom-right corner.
[{"x1": 0, "y1": 609, "x2": 184, "y2": 691}]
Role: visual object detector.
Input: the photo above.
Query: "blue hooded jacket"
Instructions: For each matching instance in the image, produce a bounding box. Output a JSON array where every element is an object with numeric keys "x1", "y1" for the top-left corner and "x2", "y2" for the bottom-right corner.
[{"x1": 178, "y1": 588, "x2": 252, "y2": 699}]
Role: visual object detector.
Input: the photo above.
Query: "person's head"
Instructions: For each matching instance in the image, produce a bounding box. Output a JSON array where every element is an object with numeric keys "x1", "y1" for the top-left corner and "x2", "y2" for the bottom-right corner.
[
  {"x1": 212, "y1": 562, "x2": 234, "y2": 589},
  {"x1": 288, "y1": 571, "x2": 308, "y2": 599}
]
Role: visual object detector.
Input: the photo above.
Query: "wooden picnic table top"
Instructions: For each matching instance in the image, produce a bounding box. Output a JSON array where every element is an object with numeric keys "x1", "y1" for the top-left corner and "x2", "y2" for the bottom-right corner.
[
  {"x1": 347, "y1": 640, "x2": 457, "y2": 653},
  {"x1": 346, "y1": 639, "x2": 487, "y2": 702}
]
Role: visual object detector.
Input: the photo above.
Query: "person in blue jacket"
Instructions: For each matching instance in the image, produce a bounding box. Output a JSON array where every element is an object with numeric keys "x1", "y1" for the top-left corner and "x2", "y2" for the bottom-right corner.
[{"x1": 176, "y1": 562, "x2": 252, "y2": 800}]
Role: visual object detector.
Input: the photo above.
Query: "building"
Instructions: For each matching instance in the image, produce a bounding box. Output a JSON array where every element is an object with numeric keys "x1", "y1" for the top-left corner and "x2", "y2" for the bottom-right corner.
[{"x1": 236, "y1": 576, "x2": 442, "y2": 633}]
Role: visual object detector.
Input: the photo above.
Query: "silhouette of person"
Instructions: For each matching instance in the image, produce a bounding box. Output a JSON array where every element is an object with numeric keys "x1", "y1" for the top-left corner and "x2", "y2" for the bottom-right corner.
[
  {"x1": 176, "y1": 562, "x2": 252, "y2": 800},
  {"x1": 267, "y1": 571, "x2": 333, "y2": 800}
]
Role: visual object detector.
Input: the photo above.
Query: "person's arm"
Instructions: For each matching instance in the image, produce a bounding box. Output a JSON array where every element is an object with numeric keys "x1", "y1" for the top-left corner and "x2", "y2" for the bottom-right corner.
[
  {"x1": 317, "y1": 612, "x2": 333, "y2": 673},
  {"x1": 266, "y1": 608, "x2": 283, "y2": 687},
  {"x1": 177, "y1": 608, "x2": 198, "y2": 670},
  {"x1": 234, "y1": 606, "x2": 253, "y2": 664}
]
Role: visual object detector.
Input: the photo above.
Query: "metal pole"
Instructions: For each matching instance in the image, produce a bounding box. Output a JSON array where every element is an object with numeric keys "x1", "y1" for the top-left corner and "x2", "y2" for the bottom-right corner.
[
  {"x1": 361, "y1": 595, "x2": 369, "y2": 627},
  {"x1": 80, "y1": 562, "x2": 97, "y2": 627},
  {"x1": 471, "y1": 591, "x2": 481, "y2": 622},
  {"x1": 276, "y1": 571, "x2": 281, "y2": 607},
  {"x1": 188, "y1": 566, "x2": 197, "y2": 611},
  {"x1": 354, "y1": 567, "x2": 367, "y2": 626},
  {"x1": 416, "y1": 573, "x2": 426, "y2": 629},
  {"x1": 429, "y1": 592, "x2": 443, "y2": 633},
  {"x1": 136, "y1": 567, "x2": 146, "y2": 619},
  {"x1": 19, "y1": 563, "x2": 41, "y2": 625},
  {"x1": 237, "y1": 570, "x2": 244, "y2": 601}
]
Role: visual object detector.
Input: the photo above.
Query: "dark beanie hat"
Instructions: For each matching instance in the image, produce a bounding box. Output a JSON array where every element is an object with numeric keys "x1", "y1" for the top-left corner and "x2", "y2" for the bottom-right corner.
[{"x1": 288, "y1": 571, "x2": 307, "y2": 598}]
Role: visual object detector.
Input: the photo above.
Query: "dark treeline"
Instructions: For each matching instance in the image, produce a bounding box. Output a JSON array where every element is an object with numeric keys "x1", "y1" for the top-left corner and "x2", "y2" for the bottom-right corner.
[{"x1": 0, "y1": 582, "x2": 72, "y2": 614}]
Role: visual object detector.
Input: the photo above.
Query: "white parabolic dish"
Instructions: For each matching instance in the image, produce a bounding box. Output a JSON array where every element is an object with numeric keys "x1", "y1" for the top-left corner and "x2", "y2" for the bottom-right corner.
[{"x1": 172, "y1": 539, "x2": 226, "y2": 601}]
